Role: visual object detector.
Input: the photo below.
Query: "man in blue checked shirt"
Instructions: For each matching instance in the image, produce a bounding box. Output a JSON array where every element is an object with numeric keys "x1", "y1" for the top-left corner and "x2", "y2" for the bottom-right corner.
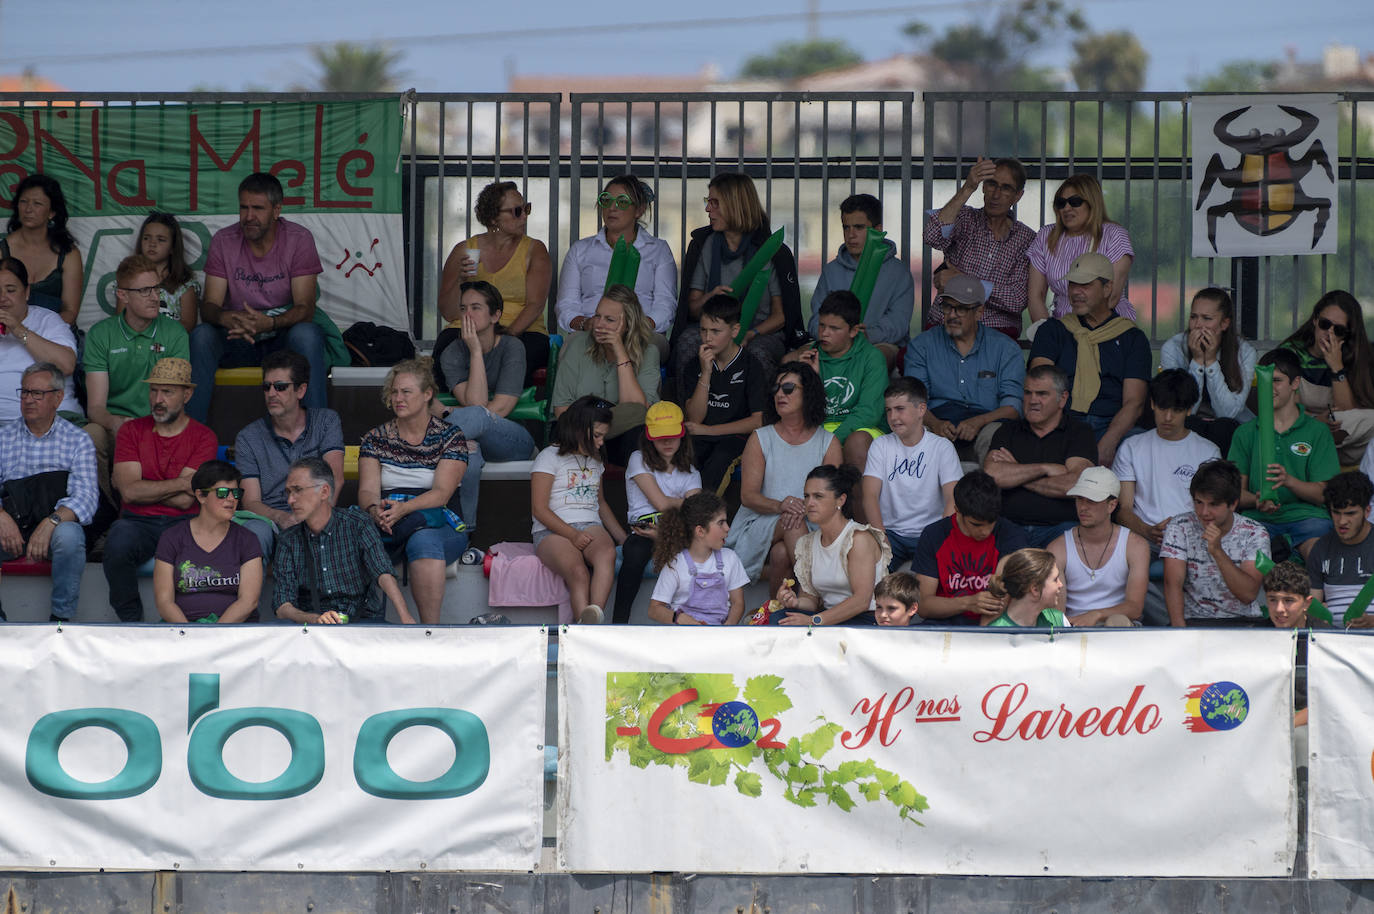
[{"x1": 0, "y1": 362, "x2": 97, "y2": 621}]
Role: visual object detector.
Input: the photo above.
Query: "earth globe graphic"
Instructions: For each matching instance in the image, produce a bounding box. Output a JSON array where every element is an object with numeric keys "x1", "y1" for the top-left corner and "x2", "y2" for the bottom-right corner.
[
  {"x1": 711, "y1": 701, "x2": 761, "y2": 748},
  {"x1": 1197, "y1": 681, "x2": 1249, "y2": 731}
]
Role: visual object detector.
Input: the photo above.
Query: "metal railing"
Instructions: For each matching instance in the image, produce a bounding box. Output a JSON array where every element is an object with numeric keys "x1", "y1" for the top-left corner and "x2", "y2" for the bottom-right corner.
[
  {"x1": 921, "y1": 91, "x2": 1374, "y2": 347},
  {"x1": 4, "y1": 90, "x2": 1370, "y2": 348}
]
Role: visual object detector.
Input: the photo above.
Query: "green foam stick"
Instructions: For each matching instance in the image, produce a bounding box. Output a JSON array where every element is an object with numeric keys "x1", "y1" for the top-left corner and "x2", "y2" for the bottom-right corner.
[
  {"x1": 1341, "y1": 573, "x2": 1374, "y2": 625},
  {"x1": 848, "y1": 227, "x2": 888, "y2": 320},
  {"x1": 1255, "y1": 551, "x2": 1332, "y2": 623},
  {"x1": 729, "y1": 227, "x2": 785, "y2": 300},
  {"x1": 604, "y1": 236, "x2": 641, "y2": 292},
  {"x1": 733, "y1": 270, "x2": 770, "y2": 344},
  {"x1": 1255, "y1": 364, "x2": 1278, "y2": 503}
]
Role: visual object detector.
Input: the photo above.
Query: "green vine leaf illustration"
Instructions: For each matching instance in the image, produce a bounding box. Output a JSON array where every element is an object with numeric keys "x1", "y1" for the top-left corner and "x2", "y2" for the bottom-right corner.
[{"x1": 605, "y1": 672, "x2": 928, "y2": 825}]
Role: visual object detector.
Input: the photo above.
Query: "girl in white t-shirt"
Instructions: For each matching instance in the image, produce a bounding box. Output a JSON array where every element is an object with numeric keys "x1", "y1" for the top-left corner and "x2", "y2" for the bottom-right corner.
[
  {"x1": 648, "y1": 492, "x2": 749, "y2": 625},
  {"x1": 531, "y1": 396, "x2": 627, "y2": 624},
  {"x1": 612, "y1": 402, "x2": 704, "y2": 623}
]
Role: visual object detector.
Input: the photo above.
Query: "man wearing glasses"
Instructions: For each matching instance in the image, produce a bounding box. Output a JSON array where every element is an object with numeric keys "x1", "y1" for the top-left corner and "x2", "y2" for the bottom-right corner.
[
  {"x1": 103, "y1": 357, "x2": 218, "y2": 622},
  {"x1": 923, "y1": 157, "x2": 1035, "y2": 339},
  {"x1": 84, "y1": 254, "x2": 190, "y2": 504},
  {"x1": 904, "y1": 275, "x2": 1024, "y2": 465},
  {"x1": 0, "y1": 362, "x2": 97, "y2": 622},
  {"x1": 232, "y1": 349, "x2": 345, "y2": 561},
  {"x1": 187, "y1": 171, "x2": 327, "y2": 423},
  {"x1": 273, "y1": 456, "x2": 414, "y2": 625}
]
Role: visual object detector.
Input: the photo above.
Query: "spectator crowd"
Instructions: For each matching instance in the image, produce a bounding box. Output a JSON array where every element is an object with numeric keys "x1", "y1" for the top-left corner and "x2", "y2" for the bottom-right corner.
[{"x1": 0, "y1": 162, "x2": 1367, "y2": 638}]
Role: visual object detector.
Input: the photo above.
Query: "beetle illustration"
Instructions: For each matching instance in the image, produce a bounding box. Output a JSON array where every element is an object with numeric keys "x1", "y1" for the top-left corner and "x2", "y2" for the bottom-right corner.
[{"x1": 1194, "y1": 104, "x2": 1334, "y2": 252}]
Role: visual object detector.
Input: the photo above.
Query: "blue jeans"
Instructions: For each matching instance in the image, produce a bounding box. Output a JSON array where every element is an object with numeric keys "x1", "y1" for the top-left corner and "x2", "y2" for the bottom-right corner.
[
  {"x1": 103, "y1": 513, "x2": 182, "y2": 622},
  {"x1": 1081, "y1": 412, "x2": 1145, "y2": 445},
  {"x1": 0, "y1": 521, "x2": 85, "y2": 619},
  {"x1": 1259, "y1": 515, "x2": 1334, "y2": 552},
  {"x1": 1012, "y1": 520, "x2": 1076, "y2": 549},
  {"x1": 886, "y1": 529, "x2": 919, "y2": 572},
  {"x1": 405, "y1": 525, "x2": 467, "y2": 563},
  {"x1": 238, "y1": 517, "x2": 277, "y2": 565},
  {"x1": 445, "y1": 405, "x2": 535, "y2": 528},
  {"x1": 187, "y1": 321, "x2": 328, "y2": 423}
]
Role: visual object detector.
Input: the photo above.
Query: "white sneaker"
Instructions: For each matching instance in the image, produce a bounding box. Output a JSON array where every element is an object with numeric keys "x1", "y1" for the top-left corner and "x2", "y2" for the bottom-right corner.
[{"x1": 579, "y1": 604, "x2": 604, "y2": 624}]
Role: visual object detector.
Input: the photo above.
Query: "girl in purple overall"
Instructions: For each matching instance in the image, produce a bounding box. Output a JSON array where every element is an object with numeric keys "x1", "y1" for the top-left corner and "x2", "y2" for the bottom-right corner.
[{"x1": 647, "y1": 493, "x2": 750, "y2": 625}]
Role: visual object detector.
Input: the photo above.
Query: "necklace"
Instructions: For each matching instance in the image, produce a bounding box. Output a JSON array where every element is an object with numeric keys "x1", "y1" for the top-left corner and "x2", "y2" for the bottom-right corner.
[{"x1": 1075, "y1": 528, "x2": 1112, "y2": 581}]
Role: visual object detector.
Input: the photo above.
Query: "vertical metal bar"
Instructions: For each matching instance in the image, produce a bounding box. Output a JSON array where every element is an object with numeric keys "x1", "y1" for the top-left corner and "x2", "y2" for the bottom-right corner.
[
  {"x1": 877, "y1": 100, "x2": 886, "y2": 213},
  {"x1": 596, "y1": 101, "x2": 607, "y2": 236},
  {"x1": 680, "y1": 101, "x2": 689, "y2": 262},
  {"x1": 1174, "y1": 100, "x2": 1187, "y2": 343},
  {"x1": 406, "y1": 95, "x2": 420, "y2": 332},
  {"x1": 822, "y1": 100, "x2": 831, "y2": 260},
  {"x1": 521, "y1": 101, "x2": 530, "y2": 195},
  {"x1": 465, "y1": 100, "x2": 474, "y2": 246},
  {"x1": 765, "y1": 102, "x2": 775, "y2": 221},
  {"x1": 920, "y1": 96, "x2": 935, "y2": 326},
  {"x1": 793, "y1": 100, "x2": 801, "y2": 266},
  {"x1": 1096, "y1": 99, "x2": 1104, "y2": 182},
  {"x1": 1149, "y1": 100, "x2": 1160, "y2": 338},
  {"x1": 436, "y1": 100, "x2": 447, "y2": 338},
  {"x1": 1038, "y1": 102, "x2": 1048, "y2": 227},
  {"x1": 494, "y1": 96, "x2": 503, "y2": 180},
  {"x1": 849, "y1": 100, "x2": 858, "y2": 195},
  {"x1": 1264, "y1": 256, "x2": 1273, "y2": 343},
  {"x1": 652, "y1": 101, "x2": 662, "y2": 238},
  {"x1": 709, "y1": 100, "x2": 718, "y2": 172},
  {"x1": 1068, "y1": 100, "x2": 1076, "y2": 175},
  {"x1": 625, "y1": 101, "x2": 632, "y2": 172},
  {"x1": 1349, "y1": 96, "x2": 1358, "y2": 292},
  {"x1": 569, "y1": 97, "x2": 583, "y2": 292},
  {"x1": 547, "y1": 98, "x2": 561, "y2": 327},
  {"x1": 983, "y1": 98, "x2": 992, "y2": 152},
  {"x1": 1012, "y1": 100, "x2": 1020, "y2": 158},
  {"x1": 900, "y1": 95, "x2": 912, "y2": 291},
  {"x1": 737, "y1": 99, "x2": 745, "y2": 166}
]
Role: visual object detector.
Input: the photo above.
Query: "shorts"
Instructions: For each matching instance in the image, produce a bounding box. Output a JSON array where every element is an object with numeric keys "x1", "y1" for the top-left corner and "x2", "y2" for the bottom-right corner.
[
  {"x1": 534, "y1": 521, "x2": 600, "y2": 549},
  {"x1": 822, "y1": 420, "x2": 884, "y2": 441}
]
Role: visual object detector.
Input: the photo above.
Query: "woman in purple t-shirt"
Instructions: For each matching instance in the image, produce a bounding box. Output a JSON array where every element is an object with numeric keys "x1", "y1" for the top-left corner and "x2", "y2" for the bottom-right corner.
[{"x1": 154, "y1": 460, "x2": 264, "y2": 623}]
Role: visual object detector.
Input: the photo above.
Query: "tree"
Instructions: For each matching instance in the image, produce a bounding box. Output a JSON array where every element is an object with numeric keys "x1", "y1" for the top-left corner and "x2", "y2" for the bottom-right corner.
[
  {"x1": 1187, "y1": 60, "x2": 1278, "y2": 93},
  {"x1": 309, "y1": 42, "x2": 406, "y2": 93},
  {"x1": 1071, "y1": 30, "x2": 1149, "y2": 93},
  {"x1": 906, "y1": 0, "x2": 1087, "y2": 91},
  {"x1": 740, "y1": 39, "x2": 863, "y2": 82}
]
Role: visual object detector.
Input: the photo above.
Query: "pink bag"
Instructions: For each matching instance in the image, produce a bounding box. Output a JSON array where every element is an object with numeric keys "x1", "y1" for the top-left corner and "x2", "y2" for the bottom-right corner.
[{"x1": 486, "y1": 542, "x2": 573, "y2": 623}]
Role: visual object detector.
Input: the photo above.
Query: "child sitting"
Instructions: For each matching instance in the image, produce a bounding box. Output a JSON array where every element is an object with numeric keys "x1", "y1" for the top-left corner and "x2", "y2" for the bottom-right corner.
[
  {"x1": 647, "y1": 492, "x2": 749, "y2": 625},
  {"x1": 874, "y1": 571, "x2": 921, "y2": 626}
]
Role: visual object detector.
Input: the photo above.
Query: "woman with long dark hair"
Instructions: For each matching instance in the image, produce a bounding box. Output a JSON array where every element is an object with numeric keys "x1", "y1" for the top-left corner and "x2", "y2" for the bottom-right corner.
[
  {"x1": 1280, "y1": 290, "x2": 1374, "y2": 464},
  {"x1": 772, "y1": 464, "x2": 892, "y2": 626},
  {"x1": 135, "y1": 211, "x2": 200, "y2": 332},
  {"x1": 725, "y1": 363, "x2": 842, "y2": 596},
  {"x1": 1159, "y1": 287, "x2": 1257, "y2": 452},
  {"x1": 2, "y1": 174, "x2": 82, "y2": 324}
]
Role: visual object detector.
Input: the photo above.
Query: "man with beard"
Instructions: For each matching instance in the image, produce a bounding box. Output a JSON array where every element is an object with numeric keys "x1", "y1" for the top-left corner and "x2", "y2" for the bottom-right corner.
[
  {"x1": 103, "y1": 358, "x2": 218, "y2": 622},
  {"x1": 187, "y1": 172, "x2": 326, "y2": 422}
]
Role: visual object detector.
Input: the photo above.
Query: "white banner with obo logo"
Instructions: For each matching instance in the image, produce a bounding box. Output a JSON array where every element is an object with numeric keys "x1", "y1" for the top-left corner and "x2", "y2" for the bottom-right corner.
[
  {"x1": 558, "y1": 627, "x2": 1295, "y2": 876},
  {"x1": 0, "y1": 625, "x2": 547, "y2": 871},
  {"x1": 1306, "y1": 634, "x2": 1374, "y2": 878}
]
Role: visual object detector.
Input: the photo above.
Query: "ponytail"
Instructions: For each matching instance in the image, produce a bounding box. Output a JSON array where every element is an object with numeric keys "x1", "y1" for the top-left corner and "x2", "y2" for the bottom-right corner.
[
  {"x1": 652, "y1": 492, "x2": 726, "y2": 571},
  {"x1": 986, "y1": 548, "x2": 1057, "y2": 602}
]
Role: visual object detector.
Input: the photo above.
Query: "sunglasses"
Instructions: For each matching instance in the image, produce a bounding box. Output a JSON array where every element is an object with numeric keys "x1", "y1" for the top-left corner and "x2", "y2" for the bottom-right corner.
[
  {"x1": 261, "y1": 380, "x2": 295, "y2": 391},
  {"x1": 199, "y1": 487, "x2": 243, "y2": 499},
  {"x1": 1053, "y1": 195, "x2": 1087, "y2": 210},
  {"x1": 498, "y1": 203, "x2": 532, "y2": 218},
  {"x1": 597, "y1": 192, "x2": 635, "y2": 211},
  {"x1": 1317, "y1": 316, "x2": 1351, "y2": 339},
  {"x1": 772, "y1": 382, "x2": 799, "y2": 396}
]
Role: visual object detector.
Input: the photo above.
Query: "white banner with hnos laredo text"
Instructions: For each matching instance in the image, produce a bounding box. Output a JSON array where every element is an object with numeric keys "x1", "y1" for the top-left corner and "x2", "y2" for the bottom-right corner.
[{"x1": 558, "y1": 627, "x2": 1295, "y2": 876}]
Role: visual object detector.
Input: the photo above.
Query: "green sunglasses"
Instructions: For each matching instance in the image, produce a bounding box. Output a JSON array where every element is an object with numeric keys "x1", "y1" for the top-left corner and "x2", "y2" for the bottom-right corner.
[
  {"x1": 199, "y1": 487, "x2": 243, "y2": 499},
  {"x1": 596, "y1": 192, "x2": 635, "y2": 211}
]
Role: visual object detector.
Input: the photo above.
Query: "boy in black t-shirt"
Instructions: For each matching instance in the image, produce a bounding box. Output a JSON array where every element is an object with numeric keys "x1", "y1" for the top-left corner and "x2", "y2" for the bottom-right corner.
[
  {"x1": 683, "y1": 294, "x2": 767, "y2": 491},
  {"x1": 1306, "y1": 470, "x2": 1374, "y2": 627}
]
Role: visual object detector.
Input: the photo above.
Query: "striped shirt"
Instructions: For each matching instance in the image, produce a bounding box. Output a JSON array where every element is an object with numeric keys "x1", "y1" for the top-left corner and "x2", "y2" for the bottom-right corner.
[
  {"x1": 924, "y1": 206, "x2": 1035, "y2": 332},
  {"x1": 0, "y1": 415, "x2": 98, "y2": 524},
  {"x1": 1027, "y1": 221, "x2": 1135, "y2": 320}
]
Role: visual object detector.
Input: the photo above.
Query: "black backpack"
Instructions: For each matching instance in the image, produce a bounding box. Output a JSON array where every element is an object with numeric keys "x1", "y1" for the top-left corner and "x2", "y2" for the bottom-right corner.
[{"x1": 342, "y1": 321, "x2": 416, "y2": 367}]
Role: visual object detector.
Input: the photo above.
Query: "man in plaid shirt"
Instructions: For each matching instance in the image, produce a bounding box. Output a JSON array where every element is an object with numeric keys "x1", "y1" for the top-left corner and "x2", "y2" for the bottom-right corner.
[
  {"x1": 924, "y1": 156, "x2": 1036, "y2": 338},
  {"x1": 273, "y1": 456, "x2": 415, "y2": 624},
  {"x1": 0, "y1": 362, "x2": 97, "y2": 621}
]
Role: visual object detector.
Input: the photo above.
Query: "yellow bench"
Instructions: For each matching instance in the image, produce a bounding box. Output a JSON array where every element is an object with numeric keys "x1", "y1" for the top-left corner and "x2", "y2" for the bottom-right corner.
[
  {"x1": 344, "y1": 445, "x2": 360, "y2": 480},
  {"x1": 214, "y1": 367, "x2": 265, "y2": 386}
]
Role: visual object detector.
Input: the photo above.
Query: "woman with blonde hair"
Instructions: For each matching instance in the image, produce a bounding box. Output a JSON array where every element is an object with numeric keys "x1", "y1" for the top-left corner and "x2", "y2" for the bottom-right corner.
[
  {"x1": 985, "y1": 547, "x2": 1069, "y2": 628},
  {"x1": 670, "y1": 171, "x2": 803, "y2": 386},
  {"x1": 1026, "y1": 173, "x2": 1135, "y2": 322},
  {"x1": 359, "y1": 357, "x2": 470, "y2": 624},
  {"x1": 551, "y1": 283, "x2": 660, "y2": 465}
]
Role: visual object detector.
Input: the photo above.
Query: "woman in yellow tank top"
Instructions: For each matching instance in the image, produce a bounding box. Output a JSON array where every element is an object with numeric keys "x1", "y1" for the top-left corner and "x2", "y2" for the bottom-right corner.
[{"x1": 440, "y1": 181, "x2": 552, "y2": 382}]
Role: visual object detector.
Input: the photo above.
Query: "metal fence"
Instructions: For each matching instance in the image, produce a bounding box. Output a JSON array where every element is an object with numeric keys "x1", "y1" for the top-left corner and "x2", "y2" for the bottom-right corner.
[{"x1": 4, "y1": 90, "x2": 1371, "y2": 347}]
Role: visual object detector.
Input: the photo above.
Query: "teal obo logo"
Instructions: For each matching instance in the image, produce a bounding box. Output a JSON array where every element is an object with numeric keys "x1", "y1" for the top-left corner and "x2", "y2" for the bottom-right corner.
[{"x1": 24, "y1": 674, "x2": 491, "y2": 801}]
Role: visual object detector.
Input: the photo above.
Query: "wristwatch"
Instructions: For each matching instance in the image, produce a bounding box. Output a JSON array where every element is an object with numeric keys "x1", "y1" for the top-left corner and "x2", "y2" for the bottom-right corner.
[
  {"x1": 811, "y1": 614, "x2": 824, "y2": 627},
  {"x1": 47, "y1": 512, "x2": 61, "y2": 527},
  {"x1": 672, "y1": 609, "x2": 682, "y2": 624}
]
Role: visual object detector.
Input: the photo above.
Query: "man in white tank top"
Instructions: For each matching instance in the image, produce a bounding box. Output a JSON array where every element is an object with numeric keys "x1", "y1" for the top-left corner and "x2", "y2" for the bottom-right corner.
[{"x1": 1047, "y1": 467, "x2": 1150, "y2": 626}]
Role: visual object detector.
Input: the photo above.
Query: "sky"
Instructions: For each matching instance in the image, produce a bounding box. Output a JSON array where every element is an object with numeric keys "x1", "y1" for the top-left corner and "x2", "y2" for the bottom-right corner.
[{"x1": 0, "y1": 0, "x2": 1370, "y2": 94}]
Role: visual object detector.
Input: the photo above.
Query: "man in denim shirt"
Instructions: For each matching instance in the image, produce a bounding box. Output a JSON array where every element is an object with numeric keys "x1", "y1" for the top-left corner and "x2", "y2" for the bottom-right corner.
[{"x1": 904, "y1": 274, "x2": 1024, "y2": 464}]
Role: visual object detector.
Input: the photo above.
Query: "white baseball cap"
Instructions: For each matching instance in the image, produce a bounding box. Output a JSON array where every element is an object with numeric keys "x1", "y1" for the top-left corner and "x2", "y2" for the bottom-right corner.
[{"x1": 1066, "y1": 466, "x2": 1121, "y2": 502}]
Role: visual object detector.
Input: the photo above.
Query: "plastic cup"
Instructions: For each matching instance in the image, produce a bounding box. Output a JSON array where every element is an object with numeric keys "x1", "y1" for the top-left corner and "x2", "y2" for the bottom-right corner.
[{"x1": 464, "y1": 246, "x2": 481, "y2": 276}]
